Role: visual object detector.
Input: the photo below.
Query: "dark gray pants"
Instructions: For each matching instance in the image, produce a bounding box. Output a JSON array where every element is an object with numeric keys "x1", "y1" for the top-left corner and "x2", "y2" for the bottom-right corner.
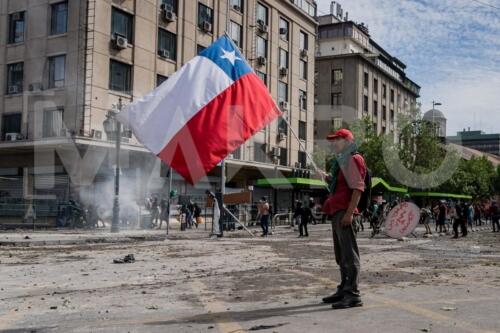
[{"x1": 331, "y1": 210, "x2": 361, "y2": 298}]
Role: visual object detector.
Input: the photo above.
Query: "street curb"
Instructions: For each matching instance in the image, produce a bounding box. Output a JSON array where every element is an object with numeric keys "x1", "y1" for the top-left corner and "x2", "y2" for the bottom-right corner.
[{"x1": 0, "y1": 235, "x2": 168, "y2": 247}]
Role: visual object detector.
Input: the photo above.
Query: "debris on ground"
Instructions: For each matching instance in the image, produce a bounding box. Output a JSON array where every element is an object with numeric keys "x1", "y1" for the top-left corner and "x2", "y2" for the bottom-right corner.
[
  {"x1": 248, "y1": 323, "x2": 289, "y2": 331},
  {"x1": 146, "y1": 305, "x2": 159, "y2": 310},
  {"x1": 440, "y1": 306, "x2": 457, "y2": 311},
  {"x1": 113, "y1": 254, "x2": 135, "y2": 264}
]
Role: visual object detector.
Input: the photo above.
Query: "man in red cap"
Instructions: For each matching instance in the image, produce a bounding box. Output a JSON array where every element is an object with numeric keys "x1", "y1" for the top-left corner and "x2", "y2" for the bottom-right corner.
[{"x1": 320, "y1": 128, "x2": 367, "y2": 309}]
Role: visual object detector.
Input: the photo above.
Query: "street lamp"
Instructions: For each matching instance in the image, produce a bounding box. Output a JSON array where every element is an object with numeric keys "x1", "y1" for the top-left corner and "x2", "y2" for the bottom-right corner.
[
  {"x1": 103, "y1": 98, "x2": 124, "y2": 233},
  {"x1": 431, "y1": 101, "x2": 443, "y2": 137}
]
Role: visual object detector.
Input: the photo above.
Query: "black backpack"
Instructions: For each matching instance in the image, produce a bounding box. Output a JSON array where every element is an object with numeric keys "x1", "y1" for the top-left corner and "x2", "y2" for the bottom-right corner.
[{"x1": 352, "y1": 153, "x2": 372, "y2": 213}]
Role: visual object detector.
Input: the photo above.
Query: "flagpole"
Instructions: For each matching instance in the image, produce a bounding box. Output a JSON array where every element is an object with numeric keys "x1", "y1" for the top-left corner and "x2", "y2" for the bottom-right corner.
[
  {"x1": 282, "y1": 116, "x2": 327, "y2": 187},
  {"x1": 217, "y1": 0, "x2": 231, "y2": 237}
]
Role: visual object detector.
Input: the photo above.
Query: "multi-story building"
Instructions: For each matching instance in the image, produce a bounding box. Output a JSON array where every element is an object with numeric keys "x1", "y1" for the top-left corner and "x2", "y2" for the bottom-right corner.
[
  {"x1": 0, "y1": 0, "x2": 317, "y2": 225},
  {"x1": 448, "y1": 129, "x2": 500, "y2": 156},
  {"x1": 314, "y1": 2, "x2": 420, "y2": 150}
]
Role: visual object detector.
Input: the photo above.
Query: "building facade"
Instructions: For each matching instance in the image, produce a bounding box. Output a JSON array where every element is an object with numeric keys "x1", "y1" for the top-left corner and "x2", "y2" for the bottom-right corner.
[
  {"x1": 314, "y1": 4, "x2": 420, "y2": 150},
  {"x1": 448, "y1": 130, "x2": 500, "y2": 156},
  {"x1": 0, "y1": 0, "x2": 318, "y2": 225}
]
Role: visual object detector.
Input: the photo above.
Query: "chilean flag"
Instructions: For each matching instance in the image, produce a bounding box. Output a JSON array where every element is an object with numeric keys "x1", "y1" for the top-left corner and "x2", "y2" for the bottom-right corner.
[{"x1": 117, "y1": 35, "x2": 281, "y2": 184}]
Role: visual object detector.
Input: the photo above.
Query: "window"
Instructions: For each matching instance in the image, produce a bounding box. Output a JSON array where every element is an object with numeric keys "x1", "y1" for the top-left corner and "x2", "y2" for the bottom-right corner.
[
  {"x1": 48, "y1": 55, "x2": 65, "y2": 88},
  {"x1": 382, "y1": 105, "x2": 387, "y2": 120},
  {"x1": 7, "y1": 62, "x2": 24, "y2": 94},
  {"x1": 331, "y1": 93, "x2": 342, "y2": 105},
  {"x1": 109, "y1": 60, "x2": 132, "y2": 93},
  {"x1": 278, "y1": 117, "x2": 288, "y2": 134},
  {"x1": 229, "y1": 21, "x2": 243, "y2": 48},
  {"x1": 298, "y1": 151, "x2": 307, "y2": 169},
  {"x1": 332, "y1": 69, "x2": 343, "y2": 85},
  {"x1": 8, "y1": 12, "x2": 25, "y2": 44},
  {"x1": 230, "y1": 0, "x2": 243, "y2": 13},
  {"x1": 299, "y1": 121, "x2": 306, "y2": 140},
  {"x1": 278, "y1": 82, "x2": 288, "y2": 102},
  {"x1": 198, "y1": 3, "x2": 213, "y2": 33},
  {"x1": 161, "y1": 0, "x2": 178, "y2": 13},
  {"x1": 254, "y1": 142, "x2": 267, "y2": 163},
  {"x1": 50, "y1": 1, "x2": 68, "y2": 35},
  {"x1": 197, "y1": 44, "x2": 206, "y2": 55},
  {"x1": 43, "y1": 108, "x2": 63, "y2": 138},
  {"x1": 299, "y1": 60, "x2": 307, "y2": 80},
  {"x1": 279, "y1": 48, "x2": 288, "y2": 69},
  {"x1": 2, "y1": 114, "x2": 22, "y2": 139},
  {"x1": 279, "y1": 17, "x2": 289, "y2": 41},
  {"x1": 363, "y1": 95, "x2": 368, "y2": 112},
  {"x1": 299, "y1": 31, "x2": 308, "y2": 50},
  {"x1": 363, "y1": 72, "x2": 369, "y2": 88},
  {"x1": 390, "y1": 89, "x2": 395, "y2": 103},
  {"x1": 390, "y1": 109, "x2": 394, "y2": 122},
  {"x1": 158, "y1": 28, "x2": 177, "y2": 61},
  {"x1": 299, "y1": 90, "x2": 307, "y2": 110},
  {"x1": 232, "y1": 146, "x2": 241, "y2": 159},
  {"x1": 111, "y1": 7, "x2": 133, "y2": 42},
  {"x1": 256, "y1": 71, "x2": 267, "y2": 85},
  {"x1": 256, "y1": 3, "x2": 268, "y2": 25},
  {"x1": 382, "y1": 84, "x2": 387, "y2": 99},
  {"x1": 256, "y1": 36, "x2": 267, "y2": 58},
  {"x1": 157, "y1": 74, "x2": 168, "y2": 87},
  {"x1": 373, "y1": 78, "x2": 378, "y2": 94},
  {"x1": 279, "y1": 148, "x2": 288, "y2": 166},
  {"x1": 373, "y1": 101, "x2": 378, "y2": 117}
]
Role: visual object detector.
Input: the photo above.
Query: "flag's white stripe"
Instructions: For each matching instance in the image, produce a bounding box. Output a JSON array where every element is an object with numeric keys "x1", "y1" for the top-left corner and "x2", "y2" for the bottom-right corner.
[{"x1": 116, "y1": 56, "x2": 234, "y2": 154}]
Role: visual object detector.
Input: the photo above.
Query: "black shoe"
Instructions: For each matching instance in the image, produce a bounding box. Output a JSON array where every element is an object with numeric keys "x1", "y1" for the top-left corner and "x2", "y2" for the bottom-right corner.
[
  {"x1": 322, "y1": 292, "x2": 344, "y2": 304},
  {"x1": 331, "y1": 297, "x2": 363, "y2": 309}
]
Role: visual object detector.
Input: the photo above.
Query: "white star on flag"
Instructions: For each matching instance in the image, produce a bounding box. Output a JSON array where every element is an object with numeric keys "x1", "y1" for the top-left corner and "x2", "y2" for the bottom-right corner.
[{"x1": 220, "y1": 48, "x2": 241, "y2": 66}]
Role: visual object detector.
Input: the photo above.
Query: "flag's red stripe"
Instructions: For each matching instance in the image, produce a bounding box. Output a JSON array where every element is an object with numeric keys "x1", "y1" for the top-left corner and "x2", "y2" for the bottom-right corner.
[{"x1": 157, "y1": 73, "x2": 281, "y2": 184}]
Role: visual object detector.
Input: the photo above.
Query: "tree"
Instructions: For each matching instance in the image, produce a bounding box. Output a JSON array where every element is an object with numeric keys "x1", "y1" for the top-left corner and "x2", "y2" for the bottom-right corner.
[{"x1": 439, "y1": 157, "x2": 496, "y2": 200}]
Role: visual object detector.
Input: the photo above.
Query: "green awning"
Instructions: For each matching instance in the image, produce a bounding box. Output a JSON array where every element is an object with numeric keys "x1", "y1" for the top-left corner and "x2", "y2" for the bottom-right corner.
[
  {"x1": 371, "y1": 177, "x2": 408, "y2": 193},
  {"x1": 255, "y1": 178, "x2": 328, "y2": 189},
  {"x1": 409, "y1": 192, "x2": 473, "y2": 200}
]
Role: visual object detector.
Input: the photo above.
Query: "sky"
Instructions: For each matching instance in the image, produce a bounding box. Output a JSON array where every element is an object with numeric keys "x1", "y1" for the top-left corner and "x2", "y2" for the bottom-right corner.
[{"x1": 316, "y1": 0, "x2": 500, "y2": 135}]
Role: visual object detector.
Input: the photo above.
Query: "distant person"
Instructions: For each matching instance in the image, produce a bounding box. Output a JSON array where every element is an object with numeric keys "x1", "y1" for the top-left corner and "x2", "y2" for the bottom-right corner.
[
  {"x1": 466, "y1": 203, "x2": 474, "y2": 231},
  {"x1": 490, "y1": 202, "x2": 500, "y2": 232},
  {"x1": 436, "y1": 200, "x2": 447, "y2": 234},
  {"x1": 150, "y1": 197, "x2": 160, "y2": 227},
  {"x1": 453, "y1": 202, "x2": 468, "y2": 238},
  {"x1": 257, "y1": 197, "x2": 270, "y2": 237},
  {"x1": 193, "y1": 202, "x2": 202, "y2": 228},
  {"x1": 158, "y1": 198, "x2": 169, "y2": 229},
  {"x1": 186, "y1": 200, "x2": 195, "y2": 228},
  {"x1": 474, "y1": 204, "x2": 482, "y2": 226}
]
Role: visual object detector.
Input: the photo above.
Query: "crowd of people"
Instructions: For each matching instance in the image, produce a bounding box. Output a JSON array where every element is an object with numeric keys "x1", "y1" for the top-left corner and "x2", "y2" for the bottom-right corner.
[{"x1": 420, "y1": 200, "x2": 500, "y2": 238}]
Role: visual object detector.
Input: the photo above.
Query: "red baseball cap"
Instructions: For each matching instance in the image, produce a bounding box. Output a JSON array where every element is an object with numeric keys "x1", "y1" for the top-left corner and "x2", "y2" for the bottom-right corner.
[{"x1": 327, "y1": 128, "x2": 354, "y2": 142}]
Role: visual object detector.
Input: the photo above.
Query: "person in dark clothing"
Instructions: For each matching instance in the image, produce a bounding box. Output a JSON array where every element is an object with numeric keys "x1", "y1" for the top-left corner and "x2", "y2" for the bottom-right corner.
[
  {"x1": 319, "y1": 128, "x2": 366, "y2": 309},
  {"x1": 490, "y1": 202, "x2": 500, "y2": 232},
  {"x1": 294, "y1": 201, "x2": 314, "y2": 237},
  {"x1": 437, "y1": 201, "x2": 447, "y2": 234},
  {"x1": 193, "y1": 202, "x2": 201, "y2": 228},
  {"x1": 158, "y1": 198, "x2": 169, "y2": 229},
  {"x1": 453, "y1": 202, "x2": 468, "y2": 238},
  {"x1": 474, "y1": 205, "x2": 482, "y2": 226}
]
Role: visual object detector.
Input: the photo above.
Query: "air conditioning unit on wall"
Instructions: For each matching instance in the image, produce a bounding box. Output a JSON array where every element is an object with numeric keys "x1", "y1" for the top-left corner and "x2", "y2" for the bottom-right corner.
[{"x1": 113, "y1": 34, "x2": 128, "y2": 50}]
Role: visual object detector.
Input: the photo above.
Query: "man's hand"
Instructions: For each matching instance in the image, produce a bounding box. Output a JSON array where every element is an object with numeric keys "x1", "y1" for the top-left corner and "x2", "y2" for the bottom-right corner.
[{"x1": 341, "y1": 212, "x2": 354, "y2": 227}]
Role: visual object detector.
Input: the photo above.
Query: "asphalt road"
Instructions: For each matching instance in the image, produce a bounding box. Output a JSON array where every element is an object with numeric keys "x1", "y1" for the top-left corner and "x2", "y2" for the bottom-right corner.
[{"x1": 1, "y1": 224, "x2": 499, "y2": 333}]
